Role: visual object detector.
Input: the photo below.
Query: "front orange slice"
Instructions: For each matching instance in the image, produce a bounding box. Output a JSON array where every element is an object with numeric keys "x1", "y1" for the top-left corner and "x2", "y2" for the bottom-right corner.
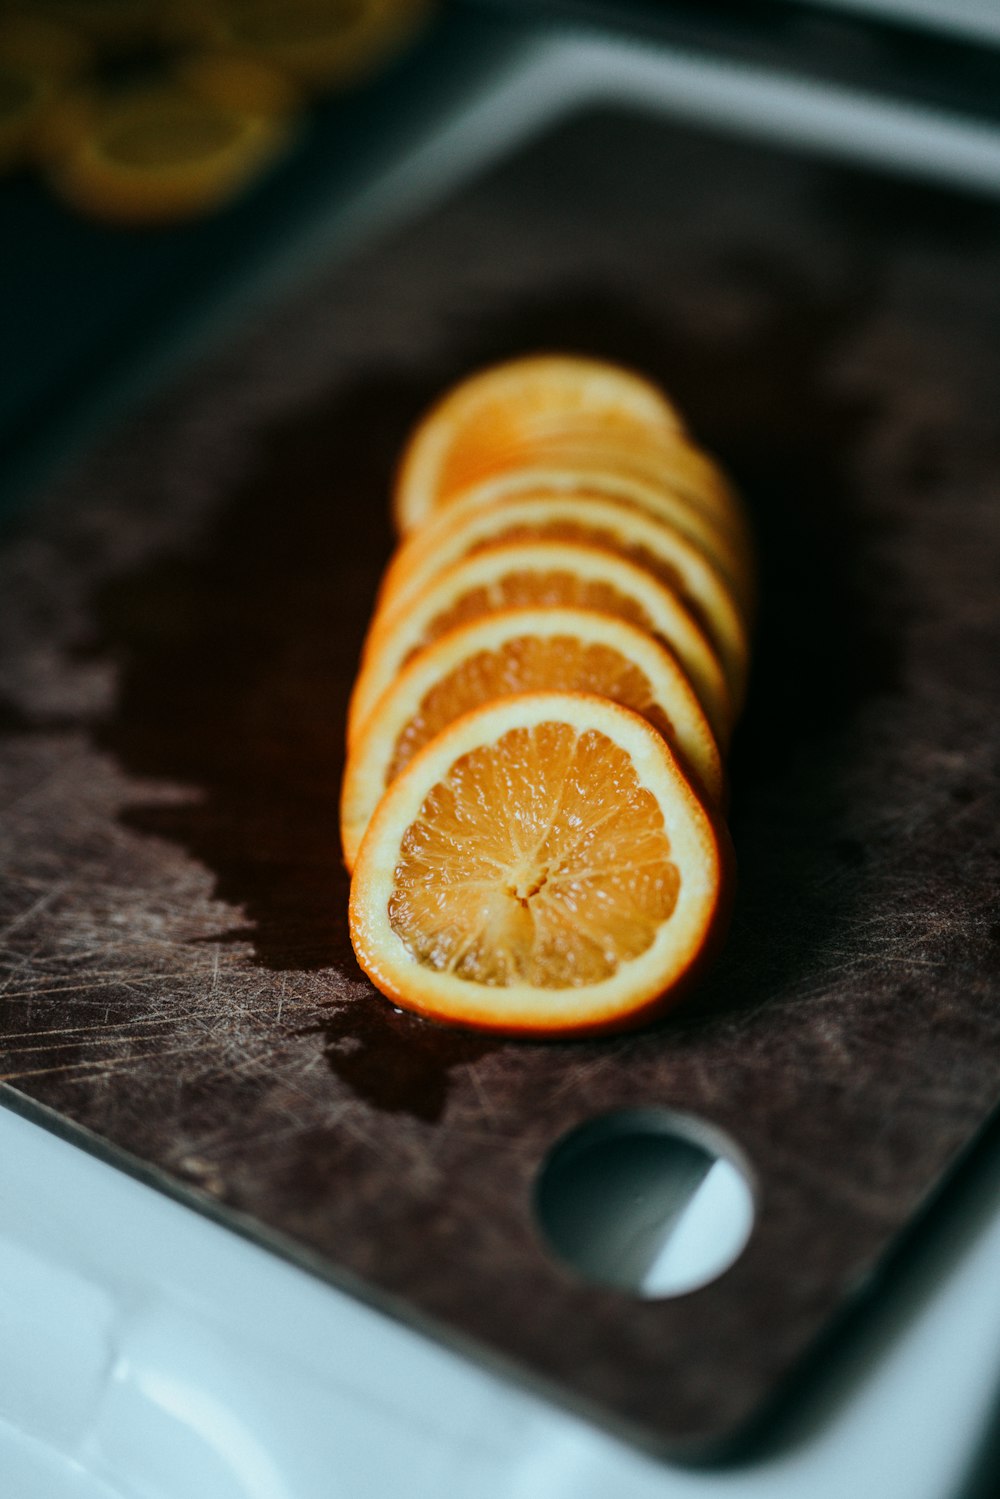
[
  {"x1": 349, "y1": 693, "x2": 732, "y2": 1036},
  {"x1": 341, "y1": 606, "x2": 724, "y2": 869},
  {"x1": 348, "y1": 538, "x2": 733, "y2": 749},
  {"x1": 374, "y1": 489, "x2": 750, "y2": 711},
  {"x1": 394, "y1": 354, "x2": 688, "y2": 534}
]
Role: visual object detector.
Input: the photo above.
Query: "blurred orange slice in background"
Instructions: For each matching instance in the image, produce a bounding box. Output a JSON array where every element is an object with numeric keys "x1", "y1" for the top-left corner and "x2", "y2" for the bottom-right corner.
[
  {"x1": 165, "y1": 0, "x2": 432, "y2": 90},
  {"x1": 47, "y1": 82, "x2": 294, "y2": 223},
  {"x1": 0, "y1": 15, "x2": 90, "y2": 170}
]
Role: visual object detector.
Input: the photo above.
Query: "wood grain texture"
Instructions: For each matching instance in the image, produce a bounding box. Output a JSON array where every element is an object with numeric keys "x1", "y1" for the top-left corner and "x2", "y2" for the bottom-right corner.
[{"x1": 1, "y1": 108, "x2": 999, "y2": 1454}]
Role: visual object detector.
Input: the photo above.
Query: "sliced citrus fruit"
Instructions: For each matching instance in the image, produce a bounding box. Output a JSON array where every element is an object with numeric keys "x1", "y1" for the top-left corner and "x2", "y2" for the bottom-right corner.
[
  {"x1": 349, "y1": 539, "x2": 732, "y2": 749},
  {"x1": 0, "y1": 65, "x2": 51, "y2": 169},
  {"x1": 167, "y1": 0, "x2": 431, "y2": 90},
  {"x1": 349, "y1": 692, "x2": 732, "y2": 1036},
  {"x1": 31, "y1": 83, "x2": 97, "y2": 165},
  {"x1": 47, "y1": 84, "x2": 294, "y2": 223},
  {"x1": 0, "y1": 16, "x2": 90, "y2": 169},
  {"x1": 394, "y1": 354, "x2": 688, "y2": 533},
  {"x1": 374, "y1": 489, "x2": 750, "y2": 711},
  {"x1": 429, "y1": 466, "x2": 756, "y2": 618},
  {"x1": 16, "y1": 1, "x2": 157, "y2": 49},
  {"x1": 439, "y1": 428, "x2": 753, "y2": 549},
  {"x1": 0, "y1": 15, "x2": 91, "y2": 76},
  {"x1": 341, "y1": 606, "x2": 724, "y2": 869},
  {"x1": 175, "y1": 52, "x2": 302, "y2": 117}
]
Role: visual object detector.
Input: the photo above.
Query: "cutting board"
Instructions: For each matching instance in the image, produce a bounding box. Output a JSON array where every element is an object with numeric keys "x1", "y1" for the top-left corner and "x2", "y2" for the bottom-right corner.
[{"x1": 2, "y1": 106, "x2": 999, "y2": 1457}]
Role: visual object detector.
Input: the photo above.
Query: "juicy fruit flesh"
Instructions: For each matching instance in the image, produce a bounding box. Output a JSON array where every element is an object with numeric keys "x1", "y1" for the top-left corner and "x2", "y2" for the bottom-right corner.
[
  {"x1": 387, "y1": 721, "x2": 680, "y2": 988},
  {"x1": 387, "y1": 634, "x2": 674, "y2": 782},
  {"x1": 419, "y1": 569, "x2": 654, "y2": 657}
]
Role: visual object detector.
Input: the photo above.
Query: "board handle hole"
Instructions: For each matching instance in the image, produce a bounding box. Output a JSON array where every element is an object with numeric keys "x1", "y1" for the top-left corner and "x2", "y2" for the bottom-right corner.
[{"x1": 534, "y1": 1110, "x2": 755, "y2": 1298}]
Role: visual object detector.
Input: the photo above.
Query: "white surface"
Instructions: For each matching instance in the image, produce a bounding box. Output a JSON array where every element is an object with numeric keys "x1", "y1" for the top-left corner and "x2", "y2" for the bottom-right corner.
[
  {"x1": 1, "y1": 1103, "x2": 1000, "y2": 1498},
  {"x1": 535, "y1": 1119, "x2": 757, "y2": 1298},
  {"x1": 784, "y1": 0, "x2": 1000, "y2": 46},
  {"x1": 641, "y1": 1158, "x2": 756, "y2": 1298}
]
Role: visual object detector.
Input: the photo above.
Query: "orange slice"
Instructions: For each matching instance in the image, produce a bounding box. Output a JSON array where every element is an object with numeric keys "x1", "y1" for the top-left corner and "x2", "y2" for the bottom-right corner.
[
  {"x1": 0, "y1": 16, "x2": 90, "y2": 169},
  {"x1": 175, "y1": 52, "x2": 302, "y2": 117},
  {"x1": 167, "y1": 0, "x2": 431, "y2": 90},
  {"x1": 0, "y1": 15, "x2": 90, "y2": 76},
  {"x1": 48, "y1": 84, "x2": 293, "y2": 223},
  {"x1": 349, "y1": 539, "x2": 733, "y2": 749},
  {"x1": 0, "y1": 65, "x2": 51, "y2": 170},
  {"x1": 17, "y1": 2, "x2": 157, "y2": 49},
  {"x1": 375, "y1": 489, "x2": 750, "y2": 711},
  {"x1": 349, "y1": 692, "x2": 732, "y2": 1036},
  {"x1": 433, "y1": 467, "x2": 756, "y2": 619},
  {"x1": 394, "y1": 354, "x2": 688, "y2": 533},
  {"x1": 341, "y1": 606, "x2": 724, "y2": 869},
  {"x1": 31, "y1": 83, "x2": 97, "y2": 165},
  {"x1": 441, "y1": 429, "x2": 754, "y2": 551}
]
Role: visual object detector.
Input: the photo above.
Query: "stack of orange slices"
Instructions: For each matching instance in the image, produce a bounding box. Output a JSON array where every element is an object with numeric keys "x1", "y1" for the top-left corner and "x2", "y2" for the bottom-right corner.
[{"x1": 344, "y1": 354, "x2": 754, "y2": 1037}]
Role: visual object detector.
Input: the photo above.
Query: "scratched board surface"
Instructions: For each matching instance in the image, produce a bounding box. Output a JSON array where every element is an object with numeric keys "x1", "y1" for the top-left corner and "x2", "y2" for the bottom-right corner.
[{"x1": 1, "y1": 107, "x2": 999, "y2": 1455}]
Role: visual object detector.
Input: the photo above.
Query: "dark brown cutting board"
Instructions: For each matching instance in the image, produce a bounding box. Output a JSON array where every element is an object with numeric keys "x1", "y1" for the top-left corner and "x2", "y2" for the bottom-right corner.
[{"x1": 2, "y1": 107, "x2": 1000, "y2": 1457}]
